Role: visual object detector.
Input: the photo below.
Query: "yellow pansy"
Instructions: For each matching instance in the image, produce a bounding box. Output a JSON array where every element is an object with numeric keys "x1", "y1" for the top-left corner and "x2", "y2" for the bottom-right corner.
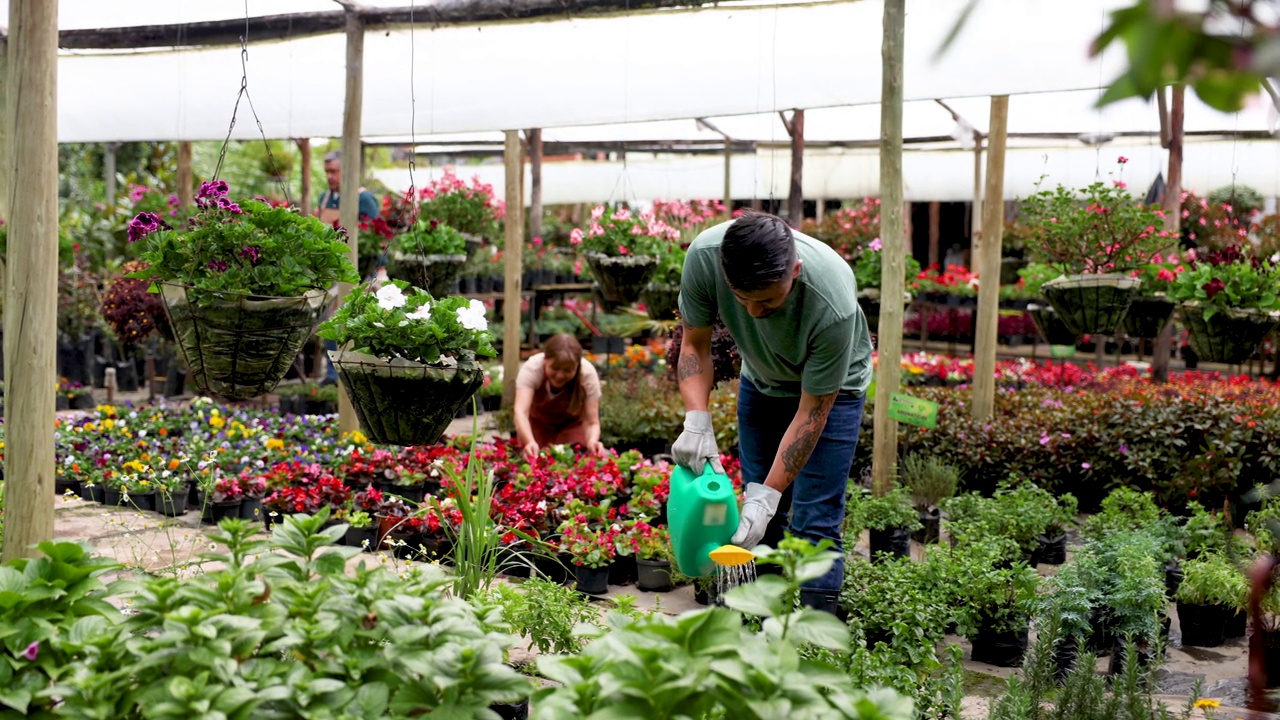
[
  {"x1": 209, "y1": 415, "x2": 226, "y2": 429},
  {"x1": 266, "y1": 438, "x2": 285, "y2": 451},
  {"x1": 101, "y1": 418, "x2": 116, "y2": 430}
]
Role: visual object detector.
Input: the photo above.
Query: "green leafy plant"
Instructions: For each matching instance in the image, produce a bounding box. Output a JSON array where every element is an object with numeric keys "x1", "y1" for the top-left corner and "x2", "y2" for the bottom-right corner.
[
  {"x1": 649, "y1": 243, "x2": 686, "y2": 286},
  {"x1": 441, "y1": 413, "x2": 507, "y2": 600},
  {"x1": 1179, "y1": 502, "x2": 1235, "y2": 559},
  {"x1": 129, "y1": 180, "x2": 359, "y2": 301},
  {"x1": 1167, "y1": 244, "x2": 1280, "y2": 318},
  {"x1": 943, "y1": 536, "x2": 1040, "y2": 636},
  {"x1": 395, "y1": 218, "x2": 467, "y2": 257},
  {"x1": 485, "y1": 578, "x2": 601, "y2": 655},
  {"x1": 854, "y1": 240, "x2": 922, "y2": 292},
  {"x1": 1038, "y1": 555, "x2": 1101, "y2": 644},
  {"x1": 1090, "y1": 530, "x2": 1168, "y2": 644},
  {"x1": 1175, "y1": 551, "x2": 1247, "y2": 609},
  {"x1": 533, "y1": 534, "x2": 916, "y2": 719},
  {"x1": 416, "y1": 170, "x2": 504, "y2": 238},
  {"x1": 845, "y1": 484, "x2": 923, "y2": 533},
  {"x1": 317, "y1": 279, "x2": 496, "y2": 366},
  {"x1": 347, "y1": 509, "x2": 372, "y2": 529},
  {"x1": 1018, "y1": 162, "x2": 1172, "y2": 275}
]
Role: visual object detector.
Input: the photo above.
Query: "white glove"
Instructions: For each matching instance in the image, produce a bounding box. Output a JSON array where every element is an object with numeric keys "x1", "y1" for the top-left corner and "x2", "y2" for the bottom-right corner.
[
  {"x1": 730, "y1": 483, "x2": 783, "y2": 549},
  {"x1": 671, "y1": 411, "x2": 725, "y2": 475}
]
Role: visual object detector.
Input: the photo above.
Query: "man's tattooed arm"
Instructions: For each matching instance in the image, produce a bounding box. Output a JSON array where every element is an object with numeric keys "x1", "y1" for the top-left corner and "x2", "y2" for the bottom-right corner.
[{"x1": 768, "y1": 391, "x2": 839, "y2": 490}]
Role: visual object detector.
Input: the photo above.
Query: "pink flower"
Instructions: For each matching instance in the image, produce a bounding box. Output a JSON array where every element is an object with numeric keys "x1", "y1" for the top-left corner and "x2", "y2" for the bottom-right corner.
[
  {"x1": 868, "y1": 237, "x2": 883, "y2": 251},
  {"x1": 587, "y1": 223, "x2": 605, "y2": 238},
  {"x1": 1081, "y1": 462, "x2": 1091, "y2": 470},
  {"x1": 1039, "y1": 434, "x2": 1050, "y2": 445},
  {"x1": 569, "y1": 228, "x2": 584, "y2": 245},
  {"x1": 22, "y1": 642, "x2": 37, "y2": 661},
  {"x1": 617, "y1": 244, "x2": 630, "y2": 255},
  {"x1": 1117, "y1": 156, "x2": 1129, "y2": 164},
  {"x1": 590, "y1": 205, "x2": 605, "y2": 221},
  {"x1": 531, "y1": 236, "x2": 543, "y2": 246},
  {"x1": 1113, "y1": 180, "x2": 1127, "y2": 189},
  {"x1": 613, "y1": 208, "x2": 631, "y2": 222},
  {"x1": 1156, "y1": 268, "x2": 1176, "y2": 282}
]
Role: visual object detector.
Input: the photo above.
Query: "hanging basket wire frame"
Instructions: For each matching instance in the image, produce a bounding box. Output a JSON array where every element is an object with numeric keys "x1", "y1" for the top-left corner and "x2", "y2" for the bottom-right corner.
[
  {"x1": 1178, "y1": 303, "x2": 1280, "y2": 366},
  {"x1": 389, "y1": 251, "x2": 468, "y2": 298},
  {"x1": 584, "y1": 251, "x2": 660, "y2": 304},
  {"x1": 1040, "y1": 273, "x2": 1141, "y2": 336},
  {"x1": 329, "y1": 347, "x2": 484, "y2": 447},
  {"x1": 160, "y1": 283, "x2": 332, "y2": 401}
]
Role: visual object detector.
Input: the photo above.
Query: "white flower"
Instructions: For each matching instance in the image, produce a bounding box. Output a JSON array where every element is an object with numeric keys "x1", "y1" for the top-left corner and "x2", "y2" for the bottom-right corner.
[
  {"x1": 376, "y1": 284, "x2": 407, "y2": 310},
  {"x1": 407, "y1": 302, "x2": 433, "y2": 321},
  {"x1": 456, "y1": 299, "x2": 488, "y2": 331}
]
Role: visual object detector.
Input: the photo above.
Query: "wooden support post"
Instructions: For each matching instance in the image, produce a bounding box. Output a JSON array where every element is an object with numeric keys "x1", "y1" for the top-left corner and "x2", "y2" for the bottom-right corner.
[
  {"x1": 1153, "y1": 84, "x2": 1184, "y2": 383},
  {"x1": 904, "y1": 201, "x2": 913, "y2": 255},
  {"x1": 0, "y1": 37, "x2": 6, "y2": 222},
  {"x1": 297, "y1": 138, "x2": 312, "y2": 215},
  {"x1": 723, "y1": 138, "x2": 733, "y2": 212},
  {"x1": 336, "y1": 11, "x2": 364, "y2": 437},
  {"x1": 970, "y1": 136, "x2": 983, "y2": 266},
  {"x1": 176, "y1": 141, "x2": 193, "y2": 209},
  {"x1": 527, "y1": 129, "x2": 542, "y2": 241},
  {"x1": 786, "y1": 109, "x2": 804, "y2": 227},
  {"x1": 971, "y1": 96, "x2": 1009, "y2": 422},
  {"x1": 928, "y1": 201, "x2": 940, "y2": 269},
  {"x1": 871, "y1": 0, "x2": 905, "y2": 496},
  {"x1": 3, "y1": 0, "x2": 58, "y2": 561},
  {"x1": 502, "y1": 131, "x2": 525, "y2": 408},
  {"x1": 103, "y1": 141, "x2": 119, "y2": 260}
]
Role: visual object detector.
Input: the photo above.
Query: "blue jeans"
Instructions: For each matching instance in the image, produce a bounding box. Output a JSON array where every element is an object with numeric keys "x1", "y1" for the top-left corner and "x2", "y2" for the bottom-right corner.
[
  {"x1": 323, "y1": 338, "x2": 339, "y2": 382},
  {"x1": 736, "y1": 375, "x2": 865, "y2": 596}
]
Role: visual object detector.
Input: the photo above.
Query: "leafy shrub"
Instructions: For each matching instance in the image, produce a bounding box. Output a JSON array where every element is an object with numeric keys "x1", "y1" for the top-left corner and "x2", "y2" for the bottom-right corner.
[{"x1": 900, "y1": 453, "x2": 958, "y2": 511}]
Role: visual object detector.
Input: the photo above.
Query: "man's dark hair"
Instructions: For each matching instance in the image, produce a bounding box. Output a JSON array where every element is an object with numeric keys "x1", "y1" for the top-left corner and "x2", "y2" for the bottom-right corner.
[{"x1": 719, "y1": 211, "x2": 796, "y2": 291}]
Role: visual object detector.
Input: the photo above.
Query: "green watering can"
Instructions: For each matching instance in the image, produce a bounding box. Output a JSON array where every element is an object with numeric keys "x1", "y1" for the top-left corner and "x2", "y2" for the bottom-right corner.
[{"x1": 666, "y1": 463, "x2": 754, "y2": 578}]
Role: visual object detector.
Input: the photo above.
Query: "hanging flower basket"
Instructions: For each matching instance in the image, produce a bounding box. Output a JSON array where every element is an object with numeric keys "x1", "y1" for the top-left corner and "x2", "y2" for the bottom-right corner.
[
  {"x1": 1027, "y1": 303, "x2": 1079, "y2": 345},
  {"x1": 330, "y1": 348, "x2": 484, "y2": 446},
  {"x1": 391, "y1": 252, "x2": 468, "y2": 298},
  {"x1": 640, "y1": 283, "x2": 680, "y2": 321},
  {"x1": 1121, "y1": 294, "x2": 1176, "y2": 338},
  {"x1": 584, "y1": 252, "x2": 659, "y2": 304},
  {"x1": 160, "y1": 283, "x2": 332, "y2": 401},
  {"x1": 1040, "y1": 274, "x2": 1141, "y2": 336},
  {"x1": 1178, "y1": 303, "x2": 1280, "y2": 365}
]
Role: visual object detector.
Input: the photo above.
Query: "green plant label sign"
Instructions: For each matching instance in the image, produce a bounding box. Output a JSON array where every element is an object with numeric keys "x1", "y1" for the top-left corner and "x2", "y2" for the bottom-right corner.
[
  {"x1": 1049, "y1": 344, "x2": 1077, "y2": 358},
  {"x1": 887, "y1": 393, "x2": 938, "y2": 428}
]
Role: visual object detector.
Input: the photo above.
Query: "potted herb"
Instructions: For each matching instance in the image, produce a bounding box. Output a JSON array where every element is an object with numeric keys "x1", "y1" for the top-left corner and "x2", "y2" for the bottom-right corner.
[
  {"x1": 1174, "y1": 552, "x2": 1245, "y2": 648},
  {"x1": 415, "y1": 170, "x2": 504, "y2": 260},
  {"x1": 1018, "y1": 159, "x2": 1171, "y2": 335},
  {"x1": 1167, "y1": 244, "x2": 1280, "y2": 364},
  {"x1": 572, "y1": 205, "x2": 678, "y2": 304},
  {"x1": 951, "y1": 536, "x2": 1040, "y2": 667},
  {"x1": 1036, "y1": 492, "x2": 1078, "y2": 566},
  {"x1": 633, "y1": 521, "x2": 673, "y2": 591},
  {"x1": 318, "y1": 279, "x2": 496, "y2": 446},
  {"x1": 128, "y1": 180, "x2": 359, "y2": 400},
  {"x1": 1038, "y1": 557, "x2": 1100, "y2": 680},
  {"x1": 845, "y1": 484, "x2": 922, "y2": 561},
  {"x1": 1093, "y1": 530, "x2": 1168, "y2": 675},
  {"x1": 900, "y1": 453, "x2": 958, "y2": 544},
  {"x1": 390, "y1": 219, "x2": 469, "y2": 297}
]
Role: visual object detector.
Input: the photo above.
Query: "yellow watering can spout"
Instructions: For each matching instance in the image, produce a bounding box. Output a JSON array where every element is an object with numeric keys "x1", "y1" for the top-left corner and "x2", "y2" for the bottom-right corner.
[{"x1": 709, "y1": 544, "x2": 756, "y2": 567}]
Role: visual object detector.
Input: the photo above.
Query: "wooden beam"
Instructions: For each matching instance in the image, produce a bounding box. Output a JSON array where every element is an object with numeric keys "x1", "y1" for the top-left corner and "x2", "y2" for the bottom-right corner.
[
  {"x1": 903, "y1": 201, "x2": 913, "y2": 255},
  {"x1": 297, "y1": 138, "x2": 313, "y2": 215},
  {"x1": 928, "y1": 200, "x2": 940, "y2": 268},
  {"x1": 1157, "y1": 86, "x2": 1170, "y2": 149},
  {"x1": 971, "y1": 96, "x2": 1009, "y2": 422},
  {"x1": 502, "y1": 131, "x2": 525, "y2": 408},
  {"x1": 527, "y1": 128, "x2": 542, "y2": 241},
  {"x1": 970, "y1": 134, "x2": 983, "y2": 265},
  {"x1": 778, "y1": 111, "x2": 794, "y2": 138},
  {"x1": 56, "y1": 0, "x2": 734, "y2": 50},
  {"x1": 723, "y1": 138, "x2": 732, "y2": 212},
  {"x1": 176, "y1": 141, "x2": 193, "y2": 209},
  {"x1": 3, "y1": 0, "x2": 58, "y2": 561},
  {"x1": 1152, "y1": 84, "x2": 1184, "y2": 383},
  {"x1": 788, "y1": 109, "x2": 804, "y2": 228},
  {"x1": 336, "y1": 11, "x2": 364, "y2": 437},
  {"x1": 871, "y1": 0, "x2": 905, "y2": 496}
]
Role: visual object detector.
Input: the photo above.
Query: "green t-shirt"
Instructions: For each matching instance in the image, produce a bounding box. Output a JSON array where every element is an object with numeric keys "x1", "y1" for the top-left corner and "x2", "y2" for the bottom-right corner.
[{"x1": 678, "y1": 220, "x2": 873, "y2": 397}]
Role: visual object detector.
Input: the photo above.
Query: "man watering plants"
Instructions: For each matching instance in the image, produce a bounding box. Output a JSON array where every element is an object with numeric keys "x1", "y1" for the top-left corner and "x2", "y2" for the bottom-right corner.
[{"x1": 673, "y1": 211, "x2": 872, "y2": 614}]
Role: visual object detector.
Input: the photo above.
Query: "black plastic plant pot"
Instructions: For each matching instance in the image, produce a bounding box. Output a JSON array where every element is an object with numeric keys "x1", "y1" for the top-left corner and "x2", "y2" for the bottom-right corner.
[
  {"x1": 1178, "y1": 303, "x2": 1280, "y2": 365},
  {"x1": 1040, "y1": 274, "x2": 1141, "y2": 336},
  {"x1": 912, "y1": 508, "x2": 941, "y2": 545},
  {"x1": 584, "y1": 252, "x2": 659, "y2": 304},
  {"x1": 331, "y1": 348, "x2": 483, "y2": 447},
  {"x1": 391, "y1": 253, "x2": 468, "y2": 298},
  {"x1": 1053, "y1": 635, "x2": 1080, "y2": 683},
  {"x1": 636, "y1": 557, "x2": 674, "y2": 591},
  {"x1": 1225, "y1": 608, "x2": 1247, "y2": 639},
  {"x1": 1177, "y1": 602, "x2": 1227, "y2": 648},
  {"x1": 1121, "y1": 295, "x2": 1176, "y2": 338},
  {"x1": 156, "y1": 488, "x2": 189, "y2": 517},
  {"x1": 489, "y1": 699, "x2": 529, "y2": 720},
  {"x1": 461, "y1": 233, "x2": 485, "y2": 264},
  {"x1": 575, "y1": 564, "x2": 610, "y2": 595},
  {"x1": 608, "y1": 555, "x2": 637, "y2": 586},
  {"x1": 640, "y1": 283, "x2": 681, "y2": 321},
  {"x1": 160, "y1": 283, "x2": 331, "y2": 401},
  {"x1": 239, "y1": 496, "x2": 264, "y2": 521},
  {"x1": 1036, "y1": 533, "x2": 1067, "y2": 566},
  {"x1": 1107, "y1": 639, "x2": 1158, "y2": 677},
  {"x1": 55, "y1": 477, "x2": 81, "y2": 497},
  {"x1": 344, "y1": 525, "x2": 378, "y2": 550},
  {"x1": 1027, "y1": 303, "x2": 1079, "y2": 346},
  {"x1": 79, "y1": 483, "x2": 105, "y2": 504},
  {"x1": 868, "y1": 526, "x2": 912, "y2": 561},
  {"x1": 970, "y1": 621, "x2": 1029, "y2": 668}
]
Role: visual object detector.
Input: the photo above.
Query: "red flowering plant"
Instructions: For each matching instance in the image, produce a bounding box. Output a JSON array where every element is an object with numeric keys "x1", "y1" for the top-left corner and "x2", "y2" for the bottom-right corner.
[
  {"x1": 630, "y1": 520, "x2": 671, "y2": 561},
  {"x1": 356, "y1": 216, "x2": 395, "y2": 273},
  {"x1": 557, "y1": 514, "x2": 619, "y2": 568},
  {"x1": 801, "y1": 198, "x2": 881, "y2": 262},
  {"x1": 911, "y1": 264, "x2": 979, "y2": 298},
  {"x1": 1126, "y1": 251, "x2": 1187, "y2": 295},
  {"x1": 1167, "y1": 244, "x2": 1280, "y2": 319},
  {"x1": 1019, "y1": 159, "x2": 1172, "y2": 275},
  {"x1": 1181, "y1": 191, "x2": 1254, "y2": 251},
  {"x1": 649, "y1": 198, "x2": 728, "y2": 231},
  {"x1": 419, "y1": 496, "x2": 464, "y2": 539},
  {"x1": 340, "y1": 447, "x2": 401, "y2": 487},
  {"x1": 572, "y1": 204, "x2": 682, "y2": 259},
  {"x1": 416, "y1": 170, "x2": 506, "y2": 239},
  {"x1": 627, "y1": 458, "x2": 672, "y2": 521}
]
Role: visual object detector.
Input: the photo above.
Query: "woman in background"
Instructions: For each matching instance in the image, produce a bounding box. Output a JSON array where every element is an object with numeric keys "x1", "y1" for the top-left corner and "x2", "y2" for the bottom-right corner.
[{"x1": 513, "y1": 333, "x2": 606, "y2": 459}]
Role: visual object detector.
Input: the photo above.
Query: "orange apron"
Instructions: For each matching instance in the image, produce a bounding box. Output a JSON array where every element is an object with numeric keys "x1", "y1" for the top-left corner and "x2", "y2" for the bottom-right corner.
[{"x1": 528, "y1": 381, "x2": 588, "y2": 448}]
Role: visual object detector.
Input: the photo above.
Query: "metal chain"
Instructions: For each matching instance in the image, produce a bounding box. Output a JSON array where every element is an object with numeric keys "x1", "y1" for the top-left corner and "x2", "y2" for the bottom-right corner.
[{"x1": 212, "y1": 0, "x2": 293, "y2": 206}]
